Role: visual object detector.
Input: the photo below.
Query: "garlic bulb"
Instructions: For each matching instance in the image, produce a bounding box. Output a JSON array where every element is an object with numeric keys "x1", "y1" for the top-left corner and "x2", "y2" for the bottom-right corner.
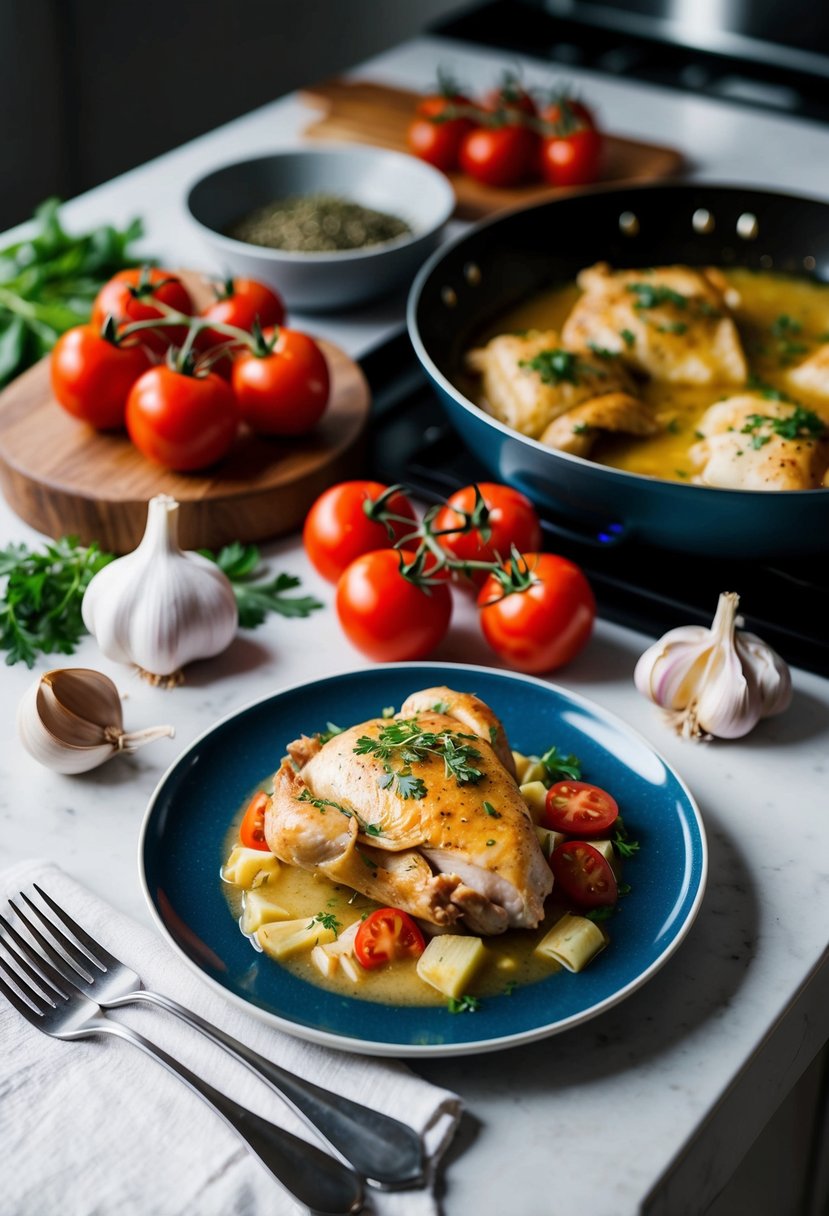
[
  {"x1": 82, "y1": 494, "x2": 238, "y2": 682},
  {"x1": 17, "y1": 668, "x2": 174, "y2": 774},
  {"x1": 634, "y1": 591, "x2": 792, "y2": 740}
]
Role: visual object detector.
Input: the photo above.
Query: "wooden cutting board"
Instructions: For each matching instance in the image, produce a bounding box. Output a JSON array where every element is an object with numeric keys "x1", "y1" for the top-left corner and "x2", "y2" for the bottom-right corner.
[
  {"x1": 0, "y1": 275, "x2": 370, "y2": 553},
  {"x1": 300, "y1": 80, "x2": 684, "y2": 220}
]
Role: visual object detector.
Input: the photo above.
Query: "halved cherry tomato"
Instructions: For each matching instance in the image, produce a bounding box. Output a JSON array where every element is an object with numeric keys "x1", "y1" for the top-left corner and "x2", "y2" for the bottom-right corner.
[
  {"x1": 232, "y1": 327, "x2": 329, "y2": 436},
  {"x1": 434, "y1": 482, "x2": 541, "y2": 588},
  {"x1": 125, "y1": 364, "x2": 238, "y2": 471},
  {"x1": 201, "y1": 278, "x2": 285, "y2": 347},
  {"x1": 50, "y1": 324, "x2": 152, "y2": 430},
  {"x1": 551, "y1": 840, "x2": 618, "y2": 908},
  {"x1": 354, "y1": 907, "x2": 426, "y2": 969},
  {"x1": 540, "y1": 128, "x2": 603, "y2": 188},
  {"x1": 303, "y1": 481, "x2": 417, "y2": 583},
  {"x1": 336, "y1": 548, "x2": 451, "y2": 662},
  {"x1": 545, "y1": 781, "x2": 619, "y2": 837},
  {"x1": 239, "y1": 791, "x2": 271, "y2": 851},
  {"x1": 477, "y1": 553, "x2": 595, "y2": 673},
  {"x1": 91, "y1": 268, "x2": 193, "y2": 354}
]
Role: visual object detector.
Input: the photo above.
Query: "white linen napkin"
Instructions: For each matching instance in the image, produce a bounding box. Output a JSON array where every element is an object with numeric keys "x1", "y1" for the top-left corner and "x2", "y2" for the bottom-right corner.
[{"x1": 0, "y1": 859, "x2": 462, "y2": 1216}]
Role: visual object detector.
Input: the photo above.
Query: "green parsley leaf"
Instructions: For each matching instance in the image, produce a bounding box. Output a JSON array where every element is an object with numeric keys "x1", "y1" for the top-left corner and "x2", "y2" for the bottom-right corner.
[
  {"x1": 502, "y1": 980, "x2": 517, "y2": 996},
  {"x1": 483, "y1": 801, "x2": 501, "y2": 818},
  {"x1": 200, "y1": 549, "x2": 323, "y2": 628},
  {"x1": 627, "y1": 283, "x2": 688, "y2": 310},
  {"x1": 584, "y1": 906, "x2": 615, "y2": 922},
  {"x1": 539, "y1": 745, "x2": 582, "y2": 782},
  {"x1": 447, "y1": 994, "x2": 481, "y2": 1014},
  {"x1": 519, "y1": 348, "x2": 598, "y2": 386},
  {"x1": 587, "y1": 342, "x2": 616, "y2": 360},
  {"x1": 317, "y1": 722, "x2": 344, "y2": 744},
  {"x1": 395, "y1": 769, "x2": 428, "y2": 800},
  {"x1": 620, "y1": 328, "x2": 635, "y2": 348},
  {"x1": 307, "y1": 911, "x2": 341, "y2": 935}
]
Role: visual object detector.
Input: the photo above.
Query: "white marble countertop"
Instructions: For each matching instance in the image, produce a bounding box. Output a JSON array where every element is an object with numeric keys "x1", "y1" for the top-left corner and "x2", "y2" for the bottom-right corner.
[{"x1": 2, "y1": 32, "x2": 829, "y2": 1216}]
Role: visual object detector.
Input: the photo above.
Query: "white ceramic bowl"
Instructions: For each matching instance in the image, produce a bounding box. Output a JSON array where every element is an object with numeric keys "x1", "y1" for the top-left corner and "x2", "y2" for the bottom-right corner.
[{"x1": 185, "y1": 146, "x2": 456, "y2": 312}]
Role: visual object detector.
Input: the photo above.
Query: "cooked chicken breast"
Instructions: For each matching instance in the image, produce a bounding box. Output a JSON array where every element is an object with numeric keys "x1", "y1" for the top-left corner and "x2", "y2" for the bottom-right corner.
[
  {"x1": 562, "y1": 263, "x2": 748, "y2": 385},
  {"x1": 787, "y1": 343, "x2": 829, "y2": 401},
  {"x1": 689, "y1": 393, "x2": 829, "y2": 490},
  {"x1": 265, "y1": 689, "x2": 553, "y2": 934},
  {"x1": 539, "y1": 390, "x2": 660, "y2": 457},
  {"x1": 466, "y1": 329, "x2": 637, "y2": 439}
]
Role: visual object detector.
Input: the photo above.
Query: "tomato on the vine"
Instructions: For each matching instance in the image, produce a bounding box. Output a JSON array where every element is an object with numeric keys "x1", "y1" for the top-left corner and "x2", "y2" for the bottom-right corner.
[
  {"x1": 551, "y1": 840, "x2": 618, "y2": 908},
  {"x1": 239, "y1": 791, "x2": 271, "y2": 851},
  {"x1": 232, "y1": 327, "x2": 329, "y2": 436},
  {"x1": 434, "y1": 483, "x2": 541, "y2": 587},
  {"x1": 91, "y1": 268, "x2": 193, "y2": 354},
  {"x1": 407, "y1": 93, "x2": 476, "y2": 172},
  {"x1": 477, "y1": 552, "x2": 595, "y2": 672},
  {"x1": 201, "y1": 278, "x2": 285, "y2": 347},
  {"x1": 545, "y1": 781, "x2": 619, "y2": 837},
  {"x1": 540, "y1": 128, "x2": 603, "y2": 187},
  {"x1": 459, "y1": 123, "x2": 536, "y2": 187},
  {"x1": 303, "y1": 481, "x2": 417, "y2": 583},
  {"x1": 354, "y1": 908, "x2": 426, "y2": 969},
  {"x1": 50, "y1": 325, "x2": 152, "y2": 430},
  {"x1": 540, "y1": 95, "x2": 596, "y2": 131},
  {"x1": 482, "y1": 77, "x2": 537, "y2": 118},
  {"x1": 125, "y1": 365, "x2": 238, "y2": 471},
  {"x1": 336, "y1": 548, "x2": 451, "y2": 662}
]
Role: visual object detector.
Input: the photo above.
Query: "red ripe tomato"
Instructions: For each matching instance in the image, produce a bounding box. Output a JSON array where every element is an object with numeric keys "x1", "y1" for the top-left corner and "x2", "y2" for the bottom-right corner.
[
  {"x1": 201, "y1": 278, "x2": 286, "y2": 347},
  {"x1": 540, "y1": 96, "x2": 596, "y2": 131},
  {"x1": 551, "y1": 840, "x2": 618, "y2": 908},
  {"x1": 482, "y1": 79, "x2": 537, "y2": 118},
  {"x1": 232, "y1": 328, "x2": 329, "y2": 436},
  {"x1": 91, "y1": 268, "x2": 193, "y2": 354},
  {"x1": 239, "y1": 791, "x2": 271, "y2": 851},
  {"x1": 303, "y1": 481, "x2": 417, "y2": 583},
  {"x1": 336, "y1": 548, "x2": 452, "y2": 662},
  {"x1": 459, "y1": 124, "x2": 537, "y2": 187},
  {"x1": 125, "y1": 365, "x2": 238, "y2": 471},
  {"x1": 540, "y1": 128, "x2": 603, "y2": 188},
  {"x1": 408, "y1": 94, "x2": 476, "y2": 172},
  {"x1": 433, "y1": 482, "x2": 542, "y2": 587},
  {"x1": 354, "y1": 908, "x2": 426, "y2": 969},
  {"x1": 545, "y1": 781, "x2": 619, "y2": 837},
  {"x1": 477, "y1": 552, "x2": 595, "y2": 673},
  {"x1": 50, "y1": 325, "x2": 152, "y2": 430}
]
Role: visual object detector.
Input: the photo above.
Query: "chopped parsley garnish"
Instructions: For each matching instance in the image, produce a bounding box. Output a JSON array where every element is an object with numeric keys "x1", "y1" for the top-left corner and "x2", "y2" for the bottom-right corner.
[
  {"x1": 740, "y1": 404, "x2": 827, "y2": 447},
  {"x1": 771, "y1": 314, "x2": 802, "y2": 338},
  {"x1": 587, "y1": 342, "x2": 616, "y2": 360},
  {"x1": 355, "y1": 717, "x2": 484, "y2": 799},
  {"x1": 572, "y1": 422, "x2": 592, "y2": 435},
  {"x1": 486, "y1": 839, "x2": 496, "y2": 847},
  {"x1": 585, "y1": 906, "x2": 615, "y2": 923},
  {"x1": 618, "y1": 882, "x2": 632, "y2": 896},
  {"x1": 502, "y1": 980, "x2": 517, "y2": 996},
  {"x1": 519, "y1": 347, "x2": 599, "y2": 386},
  {"x1": 447, "y1": 994, "x2": 481, "y2": 1014},
  {"x1": 483, "y1": 801, "x2": 501, "y2": 818},
  {"x1": 613, "y1": 816, "x2": 640, "y2": 859},
  {"x1": 316, "y1": 721, "x2": 344, "y2": 744},
  {"x1": 666, "y1": 418, "x2": 681, "y2": 434},
  {"x1": 307, "y1": 911, "x2": 341, "y2": 935},
  {"x1": 627, "y1": 283, "x2": 688, "y2": 311},
  {"x1": 297, "y1": 789, "x2": 352, "y2": 817},
  {"x1": 489, "y1": 725, "x2": 499, "y2": 745},
  {"x1": 620, "y1": 328, "x2": 635, "y2": 348},
  {"x1": 432, "y1": 700, "x2": 449, "y2": 713},
  {"x1": 364, "y1": 823, "x2": 383, "y2": 837},
  {"x1": 656, "y1": 321, "x2": 688, "y2": 335}
]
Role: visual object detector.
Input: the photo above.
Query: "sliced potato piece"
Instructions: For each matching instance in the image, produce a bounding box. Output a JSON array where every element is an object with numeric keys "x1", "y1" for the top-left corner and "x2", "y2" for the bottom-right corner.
[
  {"x1": 535, "y1": 825, "x2": 566, "y2": 859},
  {"x1": 534, "y1": 913, "x2": 606, "y2": 973},
  {"x1": 257, "y1": 917, "x2": 336, "y2": 961},
  {"x1": 222, "y1": 846, "x2": 281, "y2": 889},
  {"x1": 520, "y1": 780, "x2": 549, "y2": 823},
  {"x1": 240, "y1": 889, "x2": 291, "y2": 935},
  {"x1": 511, "y1": 750, "x2": 531, "y2": 783},
  {"x1": 416, "y1": 934, "x2": 486, "y2": 998},
  {"x1": 521, "y1": 760, "x2": 547, "y2": 786}
]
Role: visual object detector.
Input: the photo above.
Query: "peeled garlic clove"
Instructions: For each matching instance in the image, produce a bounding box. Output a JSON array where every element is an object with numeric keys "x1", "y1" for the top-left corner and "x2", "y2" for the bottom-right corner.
[
  {"x1": 17, "y1": 667, "x2": 174, "y2": 774},
  {"x1": 634, "y1": 591, "x2": 792, "y2": 741},
  {"x1": 82, "y1": 494, "x2": 238, "y2": 681}
]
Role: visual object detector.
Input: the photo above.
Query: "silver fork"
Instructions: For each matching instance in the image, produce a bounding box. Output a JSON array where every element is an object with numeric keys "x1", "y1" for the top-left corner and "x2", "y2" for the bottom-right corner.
[
  {"x1": 0, "y1": 921, "x2": 363, "y2": 1216},
  {"x1": 11, "y1": 886, "x2": 425, "y2": 1189}
]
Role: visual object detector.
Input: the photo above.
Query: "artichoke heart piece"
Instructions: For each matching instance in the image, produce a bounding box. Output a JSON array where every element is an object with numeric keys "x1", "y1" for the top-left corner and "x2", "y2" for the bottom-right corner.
[
  {"x1": 534, "y1": 913, "x2": 606, "y2": 973},
  {"x1": 416, "y1": 933, "x2": 486, "y2": 998},
  {"x1": 222, "y1": 845, "x2": 281, "y2": 889},
  {"x1": 241, "y1": 889, "x2": 291, "y2": 935},
  {"x1": 257, "y1": 918, "x2": 337, "y2": 961}
]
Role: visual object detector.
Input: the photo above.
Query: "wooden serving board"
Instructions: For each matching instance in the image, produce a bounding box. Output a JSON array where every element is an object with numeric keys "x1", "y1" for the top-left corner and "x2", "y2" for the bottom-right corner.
[
  {"x1": 0, "y1": 278, "x2": 370, "y2": 554},
  {"x1": 300, "y1": 79, "x2": 684, "y2": 220}
]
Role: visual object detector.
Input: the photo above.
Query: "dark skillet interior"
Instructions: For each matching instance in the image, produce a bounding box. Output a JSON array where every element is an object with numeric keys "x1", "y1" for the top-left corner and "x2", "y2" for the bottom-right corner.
[{"x1": 414, "y1": 182, "x2": 829, "y2": 387}]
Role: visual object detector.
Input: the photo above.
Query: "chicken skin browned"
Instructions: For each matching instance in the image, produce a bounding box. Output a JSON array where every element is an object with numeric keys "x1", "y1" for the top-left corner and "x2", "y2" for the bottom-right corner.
[
  {"x1": 562, "y1": 263, "x2": 748, "y2": 385},
  {"x1": 265, "y1": 688, "x2": 552, "y2": 934}
]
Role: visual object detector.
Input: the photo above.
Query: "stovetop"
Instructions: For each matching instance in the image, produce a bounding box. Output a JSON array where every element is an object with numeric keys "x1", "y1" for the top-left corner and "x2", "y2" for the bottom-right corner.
[{"x1": 360, "y1": 333, "x2": 828, "y2": 678}]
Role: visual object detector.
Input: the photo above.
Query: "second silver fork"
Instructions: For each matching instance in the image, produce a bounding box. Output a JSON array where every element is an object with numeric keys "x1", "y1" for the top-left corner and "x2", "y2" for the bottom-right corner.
[{"x1": 7, "y1": 885, "x2": 425, "y2": 1190}]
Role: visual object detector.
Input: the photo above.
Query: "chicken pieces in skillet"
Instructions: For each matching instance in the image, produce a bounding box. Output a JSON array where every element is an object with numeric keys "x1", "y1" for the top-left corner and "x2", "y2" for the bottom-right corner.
[
  {"x1": 787, "y1": 343, "x2": 829, "y2": 402},
  {"x1": 562, "y1": 263, "x2": 748, "y2": 385},
  {"x1": 689, "y1": 393, "x2": 829, "y2": 489},
  {"x1": 466, "y1": 328, "x2": 656, "y2": 452},
  {"x1": 265, "y1": 686, "x2": 552, "y2": 935}
]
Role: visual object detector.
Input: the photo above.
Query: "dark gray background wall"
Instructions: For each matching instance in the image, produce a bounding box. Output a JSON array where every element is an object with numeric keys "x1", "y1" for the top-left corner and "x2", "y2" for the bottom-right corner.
[{"x1": 0, "y1": 0, "x2": 470, "y2": 231}]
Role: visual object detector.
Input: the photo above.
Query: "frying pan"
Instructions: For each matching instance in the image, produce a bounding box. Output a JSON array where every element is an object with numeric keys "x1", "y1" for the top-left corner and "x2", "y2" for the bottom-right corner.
[{"x1": 407, "y1": 183, "x2": 829, "y2": 557}]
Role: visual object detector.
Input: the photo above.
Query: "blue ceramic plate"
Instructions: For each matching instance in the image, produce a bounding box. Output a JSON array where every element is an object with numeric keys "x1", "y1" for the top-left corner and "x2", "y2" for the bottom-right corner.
[{"x1": 139, "y1": 663, "x2": 707, "y2": 1057}]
